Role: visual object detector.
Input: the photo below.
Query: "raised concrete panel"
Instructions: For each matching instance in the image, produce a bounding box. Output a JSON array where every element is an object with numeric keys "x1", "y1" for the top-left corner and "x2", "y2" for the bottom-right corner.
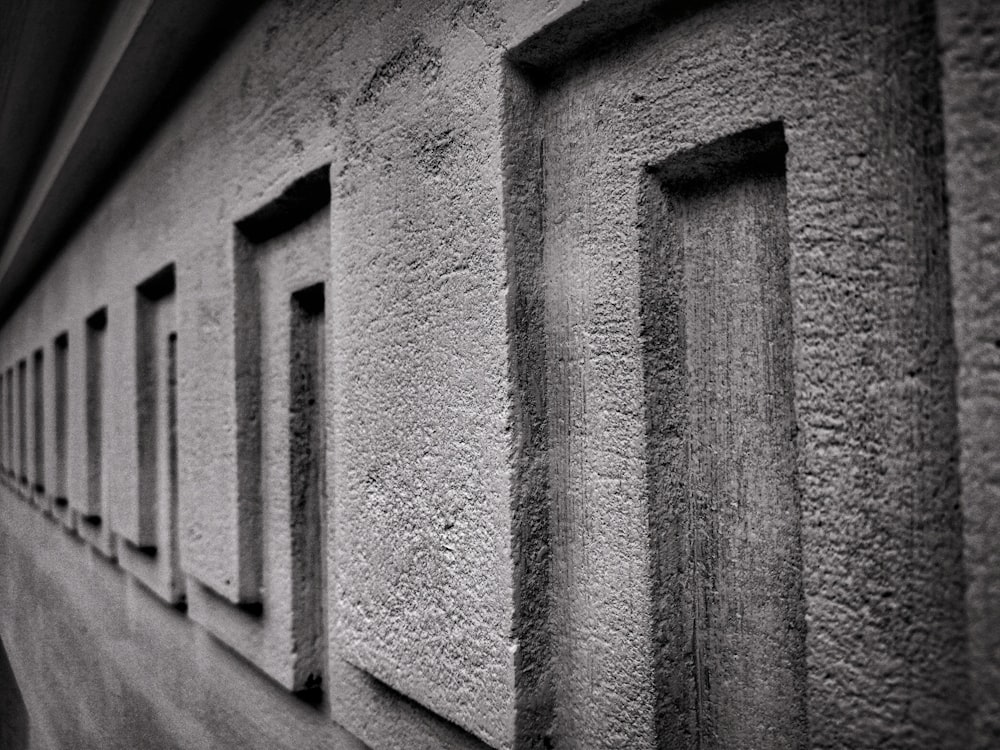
[
  {"x1": 187, "y1": 167, "x2": 330, "y2": 694},
  {"x1": 504, "y1": 0, "x2": 968, "y2": 746},
  {"x1": 118, "y1": 264, "x2": 185, "y2": 606}
]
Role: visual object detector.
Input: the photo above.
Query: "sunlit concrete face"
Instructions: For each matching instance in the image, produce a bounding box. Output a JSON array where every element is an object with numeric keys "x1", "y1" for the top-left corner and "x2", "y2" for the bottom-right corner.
[{"x1": 1, "y1": 0, "x2": 999, "y2": 749}]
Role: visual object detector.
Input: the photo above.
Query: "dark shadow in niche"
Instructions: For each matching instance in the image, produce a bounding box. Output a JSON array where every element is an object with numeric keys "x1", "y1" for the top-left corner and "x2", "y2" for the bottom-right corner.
[
  {"x1": 32, "y1": 348, "x2": 44, "y2": 495},
  {"x1": 641, "y1": 122, "x2": 807, "y2": 750},
  {"x1": 53, "y1": 332, "x2": 69, "y2": 506},
  {"x1": 84, "y1": 307, "x2": 107, "y2": 522},
  {"x1": 289, "y1": 282, "x2": 326, "y2": 708},
  {"x1": 134, "y1": 262, "x2": 177, "y2": 554},
  {"x1": 235, "y1": 165, "x2": 331, "y2": 244},
  {"x1": 0, "y1": 636, "x2": 29, "y2": 750},
  {"x1": 18, "y1": 358, "x2": 27, "y2": 486}
]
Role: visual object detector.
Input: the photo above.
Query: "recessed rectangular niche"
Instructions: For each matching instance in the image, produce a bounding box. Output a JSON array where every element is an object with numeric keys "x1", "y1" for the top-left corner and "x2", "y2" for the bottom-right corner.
[
  {"x1": 0, "y1": 371, "x2": 5, "y2": 473},
  {"x1": 288, "y1": 282, "x2": 326, "y2": 697},
  {"x1": 186, "y1": 163, "x2": 330, "y2": 697},
  {"x1": 118, "y1": 264, "x2": 185, "y2": 606},
  {"x1": 53, "y1": 333, "x2": 69, "y2": 505},
  {"x1": 33, "y1": 349, "x2": 44, "y2": 495},
  {"x1": 641, "y1": 122, "x2": 807, "y2": 750},
  {"x1": 84, "y1": 308, "x2": 107, "y2": 521},
  {"x1": 6, "y1": 367, "x2": 13, "y2": 477},
  {"x1": 133, "y1": 263, "x2": 177, "y2": 549},
  {"x1": 18, "y1": 358, "x2": 27, "y2": 486}
]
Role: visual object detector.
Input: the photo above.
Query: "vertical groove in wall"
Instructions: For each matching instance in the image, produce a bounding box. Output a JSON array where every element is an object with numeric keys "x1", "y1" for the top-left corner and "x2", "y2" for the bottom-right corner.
[
  {"x1": 7, "y1": 368, "x2": 14, "y2": 475},
  {"x1": 0, "y1": 372, "x2": 5, "y2": 473},
  {"x1": 643, "y1": 124, "x2": 807, "y2": 750},
  {"x1": 18, "y1": 359, "x2": 26, "y2": 484},
  {"x1": 53, "y1": 333, "x2": 68, "y2": 502},
  {"x1": 167, "y1": 331, "x2": 182, "y2": 597},
  {"x1": 0, "y1": 372, "x2": 4, "y2": 473},
  {"x1": 84, "y1": 308, "x2": 106, "y2": 520},
  {"x1": 135, "y1": 264, "x2": 177, "y2": 550},
  {"x1": 136, "y1": 297, "x2": 160, "y2": 549},
  {"x1": 32, "y1": 349, "x2": 43, "y2": 493},
  {"x1": 8, "y1": 368, "x2": 13, "y2": 478},
  {"x1": 502, "y1": 60, "x2": 554, "y2": 750},
  {"x1": 289, "y1": 282, "x2": 326, "y2": 701},
  {"x1": 233, "y1": 232, "x2": 264, "y2": 604}
]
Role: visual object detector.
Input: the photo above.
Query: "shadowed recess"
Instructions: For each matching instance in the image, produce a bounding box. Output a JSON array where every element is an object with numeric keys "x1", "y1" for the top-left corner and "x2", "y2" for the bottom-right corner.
[
  {"x1": 289, "y1": 281, "x2": 326, "y2": 702},
  {"x1": 134, "y1": 263, "x2": 177, "y2": 551},
  {"x1": 641, "y1": 122, "x2": 808, "y2": 750},
  {"x1": 235, "y1": 165, "x2": 331, "y2": 244},
  {"x1": 229, "y1": 163, "x2": 330, "y2": 605},
  {"x1": 0, "y1": 635, "x2": 29, "y2": 750},
  {"x1": 84, "y1": 306, "x2": 107, "y2": 521},
  {"x1": 53, "y1": 332, "x2": 68, "y2": 504},
  {"x1": 32, "y1": 348, "x2": 43, "y2": 494}
]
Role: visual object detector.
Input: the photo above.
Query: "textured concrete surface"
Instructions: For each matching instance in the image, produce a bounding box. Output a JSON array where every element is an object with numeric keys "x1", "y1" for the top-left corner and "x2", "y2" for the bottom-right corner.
[
  {"x1": 939, "y1": 0, "x2": 1000, "y2": 747},
  {"x1": 0, "y1": 0, "x2": 996, "y2": 748},
  {"x1": 0, "y1": 485, "x2": 367, "y2": 750},
  {"x1": 505, "y1": 0, "x2": 968, "y2": 746},
  {"x1": 643, "y1": 124, "x2": 806, "y2": 749}
]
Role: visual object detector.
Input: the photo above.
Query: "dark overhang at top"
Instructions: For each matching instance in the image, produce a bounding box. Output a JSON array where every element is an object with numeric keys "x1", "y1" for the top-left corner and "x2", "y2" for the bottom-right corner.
[{"x1": 0, "y1": 0, "x2": 264, "y2": 324}]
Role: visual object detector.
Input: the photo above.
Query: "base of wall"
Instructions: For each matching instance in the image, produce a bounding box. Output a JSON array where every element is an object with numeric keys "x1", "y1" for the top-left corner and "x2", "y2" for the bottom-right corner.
[{"x1": 0, "y1": 485, "x2": 364, "y2": 750}]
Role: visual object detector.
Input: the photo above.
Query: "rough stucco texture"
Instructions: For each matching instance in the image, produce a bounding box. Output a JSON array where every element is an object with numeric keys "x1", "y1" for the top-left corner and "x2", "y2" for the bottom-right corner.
[
  {"x1": 0, "y1": 0, "x2": 996, "y2": 748},
  {"x1": 501, "y1": 0, "x2": 968, "y2": 747},
  {"x1": 939, "y1": 1, "x2": 1000, "y2": 747}
]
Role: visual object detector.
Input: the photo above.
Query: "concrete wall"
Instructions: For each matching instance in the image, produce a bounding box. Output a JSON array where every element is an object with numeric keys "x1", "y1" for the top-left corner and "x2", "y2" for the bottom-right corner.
[{"x1": 0, "y1": 0, "x2": 997, "y2": 748}]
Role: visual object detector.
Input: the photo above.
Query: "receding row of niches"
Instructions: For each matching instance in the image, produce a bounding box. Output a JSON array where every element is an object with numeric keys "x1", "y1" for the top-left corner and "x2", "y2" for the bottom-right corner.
[
  {"x1": 0, "y1": 165, "x2": 334, "y2": 711},
  {"x1": 0, "y1": 159, "x2": 510, "y2": 750},
  {"x1": 0, "y1": 272, "x2": 177, "y2": 577},
  {"x1": 1, "y1": 332, "x2": 70, "y2": 513}
]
